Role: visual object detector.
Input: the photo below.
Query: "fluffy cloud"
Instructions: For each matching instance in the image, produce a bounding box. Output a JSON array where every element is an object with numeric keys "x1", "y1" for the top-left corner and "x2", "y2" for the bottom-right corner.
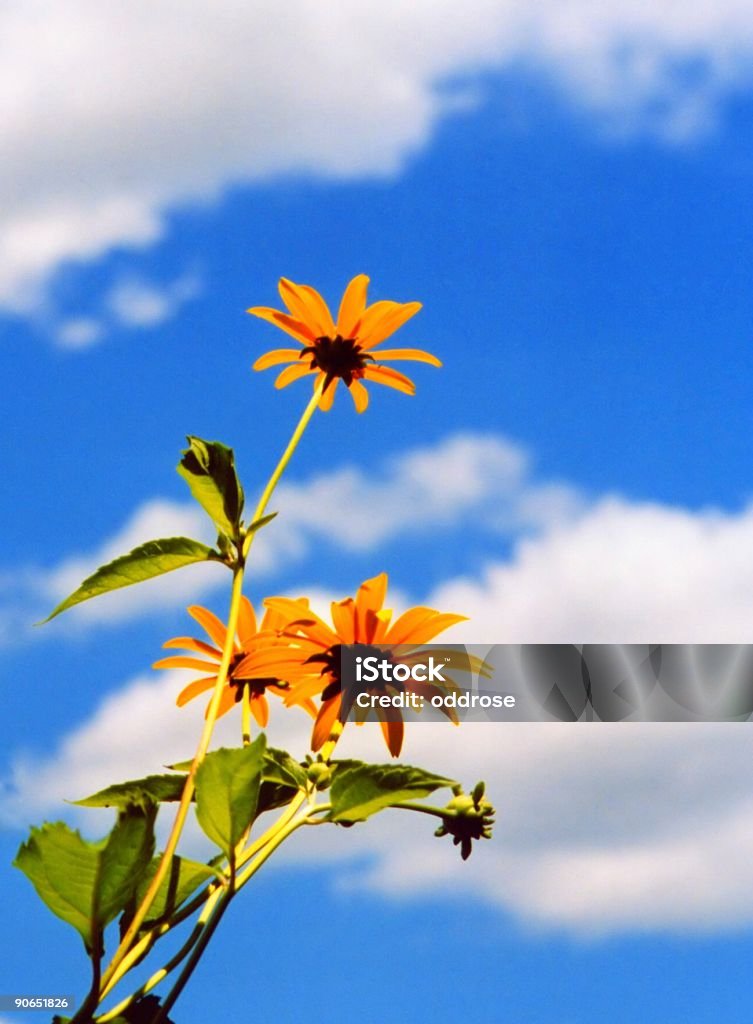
[
  {"x1": 2, "y1": 433, "x2": 576, "y2": 637},
  {"x1": 9, "y1": 447, "x2": 753, "y2": 932},
  {"x1": 4, "y1": 1, "x2": 753, "y2": 315},
  {"x1": 6, "y1": 654, "x2": 753, "y2": 935},
  {"x1": 105, "y1": 273, "x2": 201, "y2": 330},
  {"x1": 434, "y1": 496, "x2": 753, "y2": 643}
]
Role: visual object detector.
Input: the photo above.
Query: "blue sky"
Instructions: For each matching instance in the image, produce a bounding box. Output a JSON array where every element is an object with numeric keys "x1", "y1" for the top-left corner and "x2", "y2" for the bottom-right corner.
[{"x1": 5, "y1": 3, "x2": 753, "y2": 1021}]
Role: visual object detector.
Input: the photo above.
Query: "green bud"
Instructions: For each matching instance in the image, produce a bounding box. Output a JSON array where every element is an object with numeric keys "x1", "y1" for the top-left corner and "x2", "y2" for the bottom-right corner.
[{"x1": 306, "y1": 762, "x2": 333, "y2": 790}]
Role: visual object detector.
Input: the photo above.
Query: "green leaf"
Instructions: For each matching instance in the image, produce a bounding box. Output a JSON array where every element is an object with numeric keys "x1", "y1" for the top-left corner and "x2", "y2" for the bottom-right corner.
[
  {"x1": 329, "y1": 761, "x2": 456, "y2": 824},
  {"x1": 41, "y1": 537, "x2": 218, "y2": 623},
  {"x1": 135, "y1": 855, "x2": 217, "y2": 926},
  {"x1": 96, "y1": 806, "x2": 157, "y2": 928},
  {"x1": 256, "y1": 780, "x2": 297, "y2": 816},
  {"x1": 178, "y1": 436, "x2": 244, "y2": 539},
  {"x1": 245, "y1": 511, "x2": 278, "y2": 536},
  {"x1": 14, "y1": 823, "x2": 101, "y2": 950},
  {"x1": 262, "y1": 748, "x2": 308, "y2": 790},
  {"x1": 170, "y1": 746, "x2": 306, "y2": 789},
  {"x1": 195, "y1": 736, "x2": 267, "y2": 858},
  {"x1": 14, "y1": 808, "x2": 155, "y2": 954},
  {"x1": 74, "y1": 774, "x2": 186, "y2": 810}
]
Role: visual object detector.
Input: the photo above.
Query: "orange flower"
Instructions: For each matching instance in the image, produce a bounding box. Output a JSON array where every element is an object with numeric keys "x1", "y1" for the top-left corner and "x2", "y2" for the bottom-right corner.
[
  {"x1": 265, "y1": 574, "x2": 467, "y2": 757},
  {"x1": 248, "y1": 275, "x2": 441, "y2": 412},
  {"x1": 153, "y1": 598, "x2": 315, "y2": 726}
]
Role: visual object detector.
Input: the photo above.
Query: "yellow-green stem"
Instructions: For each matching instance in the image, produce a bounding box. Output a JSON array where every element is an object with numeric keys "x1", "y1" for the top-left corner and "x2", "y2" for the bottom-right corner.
[
  {"x1": 98, "y1": 382, "x2": 323, "y2": 999},
  {"x1": 155, "y1": 808, "x2": 312, "y2": 1024},
  {"x1": 95, "y1": 887, "x2": 226, "y2": 1022},
  {"x1": 101, "y1": 790, "x2": 308, "y2": 1000},
  {"x1": 241, "y1": 687, "x2": 251, "y2": 745},
  {"x1": 242, "y1": 383, "x2": 324, "y2": 561}
]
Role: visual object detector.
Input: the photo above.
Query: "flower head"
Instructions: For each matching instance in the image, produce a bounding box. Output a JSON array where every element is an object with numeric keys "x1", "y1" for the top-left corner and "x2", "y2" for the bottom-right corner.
[
  {"x1": 265, "y1": 573, "x2": 467, "y2": 757},
  {"x1": 434, "y1": 782, "x2": 495, "y2": 860},
  {"x1": 153, "y1": 598, "x2": 314, "y2": 726},
  {"x1": 248, "y1": 275, "x2": 441, "y2": 412}
]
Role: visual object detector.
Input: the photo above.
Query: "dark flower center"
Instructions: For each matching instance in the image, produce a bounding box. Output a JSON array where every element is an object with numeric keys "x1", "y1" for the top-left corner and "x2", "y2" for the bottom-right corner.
[
  {"x1": 306, "y1": 643, "x2": 396, "y2": 704},
  {"x1": 300, "y1": 335, "x2": 373, "y2": 389},
  {"x1": 228, "y1": 651, "x2": 286, "y2": 703}
]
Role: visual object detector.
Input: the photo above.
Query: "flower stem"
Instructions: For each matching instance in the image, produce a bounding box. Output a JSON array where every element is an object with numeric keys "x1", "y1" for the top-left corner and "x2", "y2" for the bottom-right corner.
[
  {"x1": 242, "y1": 383, "x2": 323, "y2": 561},
  {"x1": 97, "y1": 383, "x2": 323, "y2": 1001},
  {"x1": 154, "y1": 807, "x2": 313, "y2": 1023},
  {"x1": 241, "y1": 687, "x2": 252, "y2": 746}
]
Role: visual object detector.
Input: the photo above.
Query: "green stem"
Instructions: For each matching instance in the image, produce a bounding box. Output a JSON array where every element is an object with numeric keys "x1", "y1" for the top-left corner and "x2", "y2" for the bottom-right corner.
[
  {"x1": 392, "y1": 802, "x2": 446, "y2": 819},
  {"x1": 95, "y1": 888, "x2": 226, "y2": 1022},
  {"x1": 241, "y1": 384, "x2": 323, "y2": 562},
  {"x1": 97, "y1": 382, "x2": 323, "y2": 1002},
  {"x1": 154, "y1": 808, "x2": 313, "y2": 1023}
]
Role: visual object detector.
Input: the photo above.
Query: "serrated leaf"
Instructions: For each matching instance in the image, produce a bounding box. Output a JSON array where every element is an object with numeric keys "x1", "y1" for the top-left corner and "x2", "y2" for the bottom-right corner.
[
  {"x1": 256, "y1": 780, "x2": 297, "y2": 816},
  {"x1": 135, "y1": 855, "x2": 217, "y2": 926},
  {"x1": 41, "y1": 537, "x2": 218, "y2": 623},
  {"x1": 74, "y1": 774, "x2": 186, "y2": 810},
  {"x1": 96, "y1": 806, "x2": 156, "y2": 928},
  {"x1": 14, "y1": 823, "x2": 101, "y2": 950},
  {"x1": 170, "y1": 746, "x2": 306, "y2": 788},
  {"x1": 329, "y1": 761, "x2": 455, "y2": 824},
  {"x1": 195, "y1": 736, "x2": 267, "y2": 858},
  {"x1": 262, "y1": 748, "x2": 307, "y2": 789},
  {"x1": 178, "y1": 436, "x2": 244, "y2": 538},
  {"x1": 14, "y1": 808, "x2": 155, "y2": 954}
]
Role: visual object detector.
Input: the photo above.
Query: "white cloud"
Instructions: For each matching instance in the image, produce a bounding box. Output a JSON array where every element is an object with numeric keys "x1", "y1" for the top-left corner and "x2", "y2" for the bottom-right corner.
[
  {"x1": 54, "y1": 316, "x2": 104, "y2": 350},
  {"x1": 4, "y1": 1, "x2": 753, "y2": 315},
  {"x1": 7, "y1": 654, "x2": 753, "y2": 936},
  {"x1": 432, "y1": 497, "x2": 753, "y2": 643},
  {"x1": 106, "y1": 272, "x2": 201, "y2": 330},
  {"x1": 2, "y1": 499, "x2": 227, "y2": 638},
  {"x1": 10, "y1": 452, "x2": 753, "y2": 933},
  {"x1": 0, "y1": 433, "x2": 578, "y2": 637},
  {"x1": 264, "y1": 432, "x2": 582, "y2": 554}
]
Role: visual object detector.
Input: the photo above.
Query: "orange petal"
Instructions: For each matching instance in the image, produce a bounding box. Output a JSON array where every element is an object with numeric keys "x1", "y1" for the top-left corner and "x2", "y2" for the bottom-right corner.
[
  {"x1": 264, "y1": 598, "x2": 337, "y2": 648},
  {"x1": 355, "y1": 574, "x2": 388, "y2": 641},
  {"x1": 312, "y1": 695, "x2": 343, "y2": 751},
  {"x1": 379, "y1": 711, "x2": 404, "y2": 758},
  {"x1": 188, "y1": 605, "x2": 230, "y2": 649},
  {"x1": 285, "y1": 674, "x2": 331, "y2": 704},
  {"x1": 337, "y1": 274, "x2": 370, "y2": 337},
  {"x1": 163, "y1": 636, "x2": 221, "y2": 659},
  {"x1": 358, "y1": 572, "x2": 388, "y2": 609},
  {"x1": 318, "y1": 375, "x2": 338, "y2": 411},
  {"x1": 253, "y1": 348, "x2": 303, "y2": 371},
  {"x1": 330, "y1": 598, "x2": 356, "y2": 643},
  {"x1": 362, "y1": 365, "x2": 416, "y2": 396},
  {"x1": 358, "y1": 300, "x2": 422, "y2": 350},
  {"x1": 275, "y1": 362, "x2": 316, "y2": 389},
  {"x1": 297, "y1": 284, "x2": 336, "y2": 337},
  {"x1": 247, "y1": 307, "x2": 315, "y2": 344},
  {"x1": 234, "y1": 647, "x2": 311, "y2": 676},
  {"x1": 250, "y1": 693, "x2": 270, "y2": 727},
  {"x1": 279, "y1": 279, "x2": 335, "y2": 338},
  {"x1": 349, "y1": 379, "x2": 369, "y2": 413},
  {"x1": 385, "y1": 607, "x2": 438, "y2": 645},
  {"x1": 396, "y1": 612, "x2": 468, "y2": 645},
  {"x1": 153, "y1": 656, "x2": 222, "y2": 672},
  {"x1": 370, "y1": 348, "x2": 441, "y2": 366},
  {"x1": 372, "y1": 608, "x2": 393, "y2": 642},
  {"x1": 215, "y1": 686, "x2": 237, "y2": 719},
  {"x1": 237, "y1": 596, "x2": 258, "y2": 646},
  {"x1": 176, "y1": 675, "x2": 218, "y2": 706}
]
